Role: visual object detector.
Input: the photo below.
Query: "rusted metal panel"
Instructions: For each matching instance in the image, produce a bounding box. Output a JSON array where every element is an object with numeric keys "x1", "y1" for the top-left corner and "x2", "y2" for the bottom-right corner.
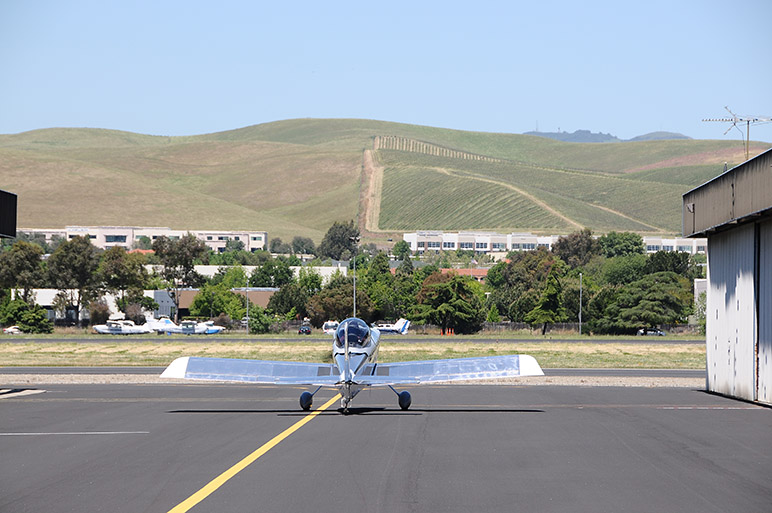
[
  {"x1": 706, "y1": 225, "x2": 757, "y2": 400},
  {"x1": 683, "y1": 148, "x2": 772, "y2": 237}
]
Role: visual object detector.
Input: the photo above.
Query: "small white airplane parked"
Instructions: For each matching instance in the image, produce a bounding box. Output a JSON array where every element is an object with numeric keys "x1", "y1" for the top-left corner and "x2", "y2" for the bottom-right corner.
[
  {"x1": 374, "y1": 318, "x2": 410, "y2": 334},
  {"x1": 161, "y1": 317, "x2": 544, "y2": 412},
  {"x1": 93, "y1": 320, "x2": 153, "y2": 335},
  {"x1": 146, "y1": 317, "x2": 225, "y2": 335}
]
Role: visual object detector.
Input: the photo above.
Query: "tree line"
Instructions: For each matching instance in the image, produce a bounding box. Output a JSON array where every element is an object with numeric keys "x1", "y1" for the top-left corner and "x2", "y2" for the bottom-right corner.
[{"x1": 0, "y1": 223, "x2": 703, "y2": 335}]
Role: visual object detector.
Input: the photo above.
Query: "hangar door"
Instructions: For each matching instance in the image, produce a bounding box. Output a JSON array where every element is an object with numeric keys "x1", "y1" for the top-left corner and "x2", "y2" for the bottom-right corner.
[{"x1": 759, "y1": 220, "x2": 772, "y2": 405}]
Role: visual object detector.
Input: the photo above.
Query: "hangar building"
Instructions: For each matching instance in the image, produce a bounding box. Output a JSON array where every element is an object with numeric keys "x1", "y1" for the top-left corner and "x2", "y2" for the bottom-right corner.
[{"x1": 683, "y1": 148, "x2": 772, "y2": 405}]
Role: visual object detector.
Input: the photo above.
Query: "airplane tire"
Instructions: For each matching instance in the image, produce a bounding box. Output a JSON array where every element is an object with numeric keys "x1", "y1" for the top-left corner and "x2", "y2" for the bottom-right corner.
[
  {"x1": 299, "y1": 391, "x2": 313, "y2": 411},
  {"x1": 398, "y1": 391, "x2": 412, "y2": 410}
]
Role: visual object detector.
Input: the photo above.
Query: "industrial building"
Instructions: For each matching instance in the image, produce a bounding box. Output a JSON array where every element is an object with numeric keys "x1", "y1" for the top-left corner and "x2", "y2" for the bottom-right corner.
[{"x1": 683, "y1": 148, "x2": 772, "y2": 405}]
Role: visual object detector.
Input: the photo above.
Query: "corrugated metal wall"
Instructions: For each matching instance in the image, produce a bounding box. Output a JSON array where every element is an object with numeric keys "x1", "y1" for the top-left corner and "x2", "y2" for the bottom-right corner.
[
  {"x1": 758, "y1": 220, "x2": 772, "y2": 404},
  {"x1": 706, "y1": 224, "x2": 757, "y2": 400}
]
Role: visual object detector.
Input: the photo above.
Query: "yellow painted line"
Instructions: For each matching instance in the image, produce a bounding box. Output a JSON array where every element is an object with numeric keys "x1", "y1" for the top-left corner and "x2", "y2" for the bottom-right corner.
[{"x1": 168, "y1": 393, "x2": 341, "y2": 513}]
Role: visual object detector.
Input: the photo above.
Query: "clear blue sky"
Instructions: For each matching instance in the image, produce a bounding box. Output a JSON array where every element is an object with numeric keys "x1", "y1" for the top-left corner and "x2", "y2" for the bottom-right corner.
[{"x1": 2, "y1": 0, "x2": 770, "y2": 141}]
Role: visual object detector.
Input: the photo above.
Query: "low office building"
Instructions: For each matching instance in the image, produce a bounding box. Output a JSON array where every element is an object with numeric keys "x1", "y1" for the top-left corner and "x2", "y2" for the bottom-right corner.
[
  {"x1": 404, "y1": 231, "x2": 706, "y2": 255},
  {"x1": 19, "y1": 226, "x2": 268, "y2": 253}
]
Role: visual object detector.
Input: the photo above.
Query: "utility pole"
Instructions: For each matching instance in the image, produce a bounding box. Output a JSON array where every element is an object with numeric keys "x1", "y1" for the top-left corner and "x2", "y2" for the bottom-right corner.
[
  {"x1": 579, "y1": 272, "x2": 583, "y2": 336},
  {"x1": 350, "y1": 235, "x2": 360, "y2": 318}
]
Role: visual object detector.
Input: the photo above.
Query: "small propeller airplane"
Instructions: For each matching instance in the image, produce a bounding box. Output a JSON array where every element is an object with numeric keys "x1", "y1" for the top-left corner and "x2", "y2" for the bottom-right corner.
[
  {"x1": 161, "y1": 317, "x2": 544, "y2": 412},
  {"x1": 373, "y1": 318, "x2": 410, "y2": 335}
]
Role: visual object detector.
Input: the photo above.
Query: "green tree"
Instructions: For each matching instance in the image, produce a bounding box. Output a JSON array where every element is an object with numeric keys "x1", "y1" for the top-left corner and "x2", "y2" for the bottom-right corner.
[
  {"x1": 644, "y1": 250, "x2": 697, "y2": 279},
  {"x1": 317, "y1": 220, "x2": 359, "y2": 260},
  {"x1": 602, "y1": 254, "x2": 647, "y2": 285},
  {"x1": 225, "y1": 238, "x2": 245, "y2": 252},
  {"x1": 247, "y1": 305, "x2": 273, "y2": 334},
  {"x1": 291, "y1": 236, "x2": 316, "y2": 255},
  {"x1": 47, "y1": 236, "x2": 101, "y2": 326},
  {"x1": 251, "y1": 258, "x2": 293, "y2": 287},
  {"x1": 551, "y1": 228, "x2": 600, "y2": 268},
  {"x1": 392, "y1": 240, "x2": 411, "y2": 260},
  {"x1": 152, "y1": 234, "x2": 208, "y2": 322},
  {"x1": 525, "y1": 265, "x2": 568, "y2": 335},
  {"x1": 414, "y1": 272, "x2": 485, "y2": 334},
  {"x1": 0, "y1": 240, "x2": 44, "y2": 303},
  {"x1": 98, "y1": 246, "x2": 149, "y2": 308},
  {"x1": 190, "y1": 282, "x2": 246, "y2": 320},
  {"x1": 306, "y1": 277, "x2": 373, "y2": 326},
  {"x1": 598, "y1": 231, "x2": 645, "y2": 258}
]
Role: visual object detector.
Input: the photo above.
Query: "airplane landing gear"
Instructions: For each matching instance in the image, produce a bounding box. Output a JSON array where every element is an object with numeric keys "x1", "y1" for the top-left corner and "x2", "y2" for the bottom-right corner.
[
  {"x1": 299, "y1": 386, "x2": 322, "y2": 411},
  {"x1": 398, "y1": 391, "x2": 412, "y2": 410},
  {"x1": 389, "y1": 385, "x2": 412, "y2": 410}
]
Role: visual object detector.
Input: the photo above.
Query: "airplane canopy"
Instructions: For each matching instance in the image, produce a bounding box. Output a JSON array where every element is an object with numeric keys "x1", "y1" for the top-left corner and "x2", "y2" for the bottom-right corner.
[{"x1": 335, "y1": 318, "x2": 371, "y2": 348}]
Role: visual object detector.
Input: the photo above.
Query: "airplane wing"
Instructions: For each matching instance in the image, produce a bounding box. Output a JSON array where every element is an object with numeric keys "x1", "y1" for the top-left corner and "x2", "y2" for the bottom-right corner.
[
  {"x1": 160, "y1": 356, "x2": 341, "y2": 385},
  {"x1": 357, "y1": 354, "x2": 543, "y2": 385}
]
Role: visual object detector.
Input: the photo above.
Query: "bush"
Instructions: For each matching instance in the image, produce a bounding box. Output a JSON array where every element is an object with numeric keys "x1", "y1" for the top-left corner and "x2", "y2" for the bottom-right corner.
[
  {"x1": 18, "y1": 305, "x2": 53, "y2": 334},
  {"x1": 89, "y1": 301, "x2": 111, "y2": 326}
]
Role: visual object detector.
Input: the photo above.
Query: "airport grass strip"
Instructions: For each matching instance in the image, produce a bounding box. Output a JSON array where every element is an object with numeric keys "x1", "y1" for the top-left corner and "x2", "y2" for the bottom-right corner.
[{"x1": 0, "y1": 341, "x2": 705, "y2": 369}]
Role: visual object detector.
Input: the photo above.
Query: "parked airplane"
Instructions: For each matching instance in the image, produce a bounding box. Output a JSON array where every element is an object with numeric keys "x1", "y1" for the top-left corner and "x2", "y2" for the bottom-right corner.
[
  {"x1": 161, "y1": 317, "x2": 544, "y2": 412},
  {"x1": 374, "y1": 318, "x2": 410, "y2": 334},
  {"x1": 146, "y1": 317, "x2": 226, "y2": 335},
  {"x1": 93, "y1": 320, "x2": 153, "y2": 335}
]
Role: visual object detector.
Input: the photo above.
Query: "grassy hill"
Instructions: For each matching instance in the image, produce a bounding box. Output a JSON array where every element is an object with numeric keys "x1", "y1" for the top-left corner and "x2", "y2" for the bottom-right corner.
[{"x1": 1, "y1": 119, "x2": 769, "y2": 243}]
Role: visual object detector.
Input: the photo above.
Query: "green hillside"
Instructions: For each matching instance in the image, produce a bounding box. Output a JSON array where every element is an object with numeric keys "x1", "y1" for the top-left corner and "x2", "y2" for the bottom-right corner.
[{"x1": 1, "y1": 119, "x2": 768, "y2": 243}]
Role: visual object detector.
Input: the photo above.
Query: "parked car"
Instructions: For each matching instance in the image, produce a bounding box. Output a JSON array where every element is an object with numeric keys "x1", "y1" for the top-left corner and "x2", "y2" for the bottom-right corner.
[
  {"x1": 298, "y1": 325, "x2": 312, "y2": 335},
  {"x1": 637, "y1": 328, "x2": 665, "y2": 336},
  {"x1": 3, "y1": 326, "x2": 22, "y2": 334}
]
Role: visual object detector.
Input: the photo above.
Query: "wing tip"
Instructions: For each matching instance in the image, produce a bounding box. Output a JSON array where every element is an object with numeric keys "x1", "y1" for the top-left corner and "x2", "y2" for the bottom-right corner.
[
  {"x1": 519, "y1": 354, "x2": 545, "y2": 376},
  {"x1": 160, "y1": 356, "x2": 190, "y2": 379}
]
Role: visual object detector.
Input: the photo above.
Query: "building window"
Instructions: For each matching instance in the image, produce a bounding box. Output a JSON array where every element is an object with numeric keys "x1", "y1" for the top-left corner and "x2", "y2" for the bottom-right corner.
[
  {"x1": 677, "y1": 245, "x2": 691, "y2": 252},
  {"x1": 492, "y1": 242, "x2": 506, "y2": 250},
  {"x1": 442, "y1": 242, "x2": 455, "y2": 249},
  {"x1": 475, "y1": 242, "x2": 488, "y2": 250},
  {"x1": 417, "y1": 242, "x2": 425, "y2": 248},
  {"x1": 207, "y1": 236, "x2": 212, "y2": 240},
  {"x1": 459, "y1": 242, "x2": 474, "y2": 249},
  {"x1": 235, "y1": 236, "x2": 240, "y2": 241},
  {"x1": 511, "y1": 243, "x2": 521, "y2": 250},
  {"x1": 105, "y1": 235, "x2": 127, "y2": 243},
  {"x1": 427, "y1": 241, "x2": 441, "y2": 249},
  {"x1": 697, "y1": 245, "x2": 706, "y2": 252},
  {"x1": 523, "y1": 243, "x2": 536, "y2": 250},
  {"x1": 663, "y1": 245, "x2": 673, "y2": 251},
  {"x1": 647, "y1": 245, "x2": 661, "y2": 252},
  {"x1": 218, "y1": 236, "x2": 228, "y2": 241}
]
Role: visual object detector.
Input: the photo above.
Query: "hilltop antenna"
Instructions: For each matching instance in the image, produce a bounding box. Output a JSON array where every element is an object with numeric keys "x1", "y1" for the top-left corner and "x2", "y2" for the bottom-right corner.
[{"x1": 703, "y1": 106, "x2": 771, "y2": 161}]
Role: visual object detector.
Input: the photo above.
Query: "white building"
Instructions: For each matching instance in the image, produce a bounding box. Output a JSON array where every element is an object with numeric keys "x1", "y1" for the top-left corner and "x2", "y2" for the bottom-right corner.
[
  {"x1": 19, "y1": 226, "x2": 268, "y2": 253},
  {"x1": 403, "y1": 231, "x2": 707, "y2": 256}
]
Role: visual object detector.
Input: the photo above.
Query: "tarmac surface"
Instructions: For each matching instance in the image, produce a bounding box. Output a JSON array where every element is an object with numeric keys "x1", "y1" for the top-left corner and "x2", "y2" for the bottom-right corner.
[{"x1": 1, "y1": 375, "x2": 770, "y2": 513}]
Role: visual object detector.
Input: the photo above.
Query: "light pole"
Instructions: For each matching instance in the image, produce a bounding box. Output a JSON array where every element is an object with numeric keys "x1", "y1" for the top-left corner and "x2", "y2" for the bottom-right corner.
[
  {"x1": 350, "y1": 235, "x2": 360, "y2": 318},
  {"x1": 245, "y1": 273, "x2": 250, "y2": 331},
  {"x1": 578, "y1": 272, "x2": 583, "y2": 336}
]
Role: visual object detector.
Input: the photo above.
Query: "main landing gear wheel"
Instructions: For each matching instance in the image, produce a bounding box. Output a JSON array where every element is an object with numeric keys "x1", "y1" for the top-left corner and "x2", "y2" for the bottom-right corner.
[
  {"x1": 398, "y1": 391, "x2": 412, "y2": 410},
  {"x1": 299, "y1": 391, "x2": 313, "y2": 411}
]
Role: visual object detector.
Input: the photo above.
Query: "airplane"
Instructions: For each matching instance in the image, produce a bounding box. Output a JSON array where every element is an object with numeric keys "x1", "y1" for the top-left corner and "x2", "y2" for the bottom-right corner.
[
  {"x1": 146, "y1": 317, "x2": 226, "y2": 335},
  {"x1": 374, "y1": 318, "x2": 410, "y2": 335},
  {"x1": 161, "y1": 317, "x2": 544, "y2": 412},
  {"x1": 93, "y1": 320, "x2": 154, "y2": 335}
]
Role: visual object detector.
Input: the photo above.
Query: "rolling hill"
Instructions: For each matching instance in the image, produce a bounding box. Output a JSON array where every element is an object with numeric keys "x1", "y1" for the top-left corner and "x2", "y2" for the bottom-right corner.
[{"x1": 1, "y1": 119, "x2": 769, "y2": 244}]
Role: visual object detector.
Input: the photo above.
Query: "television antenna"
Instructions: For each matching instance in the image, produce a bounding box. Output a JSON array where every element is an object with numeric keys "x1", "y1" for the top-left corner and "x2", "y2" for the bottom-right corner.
[{"x1": 703, "y1": 106, "x2": 771, "y2": 161}]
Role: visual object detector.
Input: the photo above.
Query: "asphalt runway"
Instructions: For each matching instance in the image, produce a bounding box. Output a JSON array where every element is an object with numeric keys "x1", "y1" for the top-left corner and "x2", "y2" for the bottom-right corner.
[{"x1": 1, "y1": 381, "x2": 770, "y2": 513}]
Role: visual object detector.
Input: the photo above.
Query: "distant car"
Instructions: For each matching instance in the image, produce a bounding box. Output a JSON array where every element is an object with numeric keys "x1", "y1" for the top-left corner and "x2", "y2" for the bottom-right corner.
[
  {"x1": 637, "y1": 328, "x2": 665, "y2": 336},
  {"x1": 3, "y1": 326, "x2": 22, "y2": 334},
  {"x1": 298, "y1": 325, "x2": 312, "y2": 335}
]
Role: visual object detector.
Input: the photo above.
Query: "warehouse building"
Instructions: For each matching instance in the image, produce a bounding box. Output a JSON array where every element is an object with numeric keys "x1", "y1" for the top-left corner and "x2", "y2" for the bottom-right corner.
[{"x1": 683, "y1": 148, "x2": 772, "y2": 405}]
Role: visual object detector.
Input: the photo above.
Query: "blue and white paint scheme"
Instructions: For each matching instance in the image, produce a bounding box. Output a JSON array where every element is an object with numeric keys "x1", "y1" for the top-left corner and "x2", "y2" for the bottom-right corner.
[
  {"x1": 161, "y1": 317, "x2": 544, "y2": 412},
  {"x1": 374, "y1": 318, "x2": 410, "y2": 334}
]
